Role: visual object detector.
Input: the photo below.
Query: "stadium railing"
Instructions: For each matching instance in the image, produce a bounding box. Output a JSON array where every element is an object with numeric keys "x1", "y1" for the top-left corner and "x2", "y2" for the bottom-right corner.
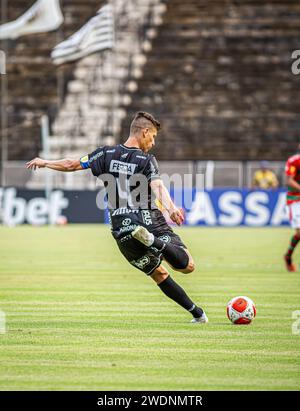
[{"x1": 0, "y1": 160, "x2": 286, "y2": 190}]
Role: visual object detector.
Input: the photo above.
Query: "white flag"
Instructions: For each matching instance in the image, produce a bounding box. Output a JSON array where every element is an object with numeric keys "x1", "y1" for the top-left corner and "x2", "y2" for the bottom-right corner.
[
  {"x1": 51, "y1": 4, "x2": 114, "y2": 66},
  {"x1": 0, "y1": 0, "x2": 63, "y2": 40}
]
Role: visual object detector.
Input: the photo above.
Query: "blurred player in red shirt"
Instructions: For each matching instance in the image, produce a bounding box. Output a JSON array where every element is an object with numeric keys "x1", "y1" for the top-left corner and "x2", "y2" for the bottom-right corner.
[{"x1": 284, "y1": 151, "x2": 300, "y2": 271}]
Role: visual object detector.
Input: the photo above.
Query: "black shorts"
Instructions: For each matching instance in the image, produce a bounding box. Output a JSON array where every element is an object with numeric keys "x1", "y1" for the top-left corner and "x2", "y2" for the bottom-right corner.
[{"x1": 110, "y1": 209, "x2": 186, "y2": 275}]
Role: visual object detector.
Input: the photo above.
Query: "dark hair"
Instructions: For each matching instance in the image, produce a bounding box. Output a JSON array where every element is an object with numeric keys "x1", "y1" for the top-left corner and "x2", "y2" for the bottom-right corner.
[{"x1": 130, "y1": 111, "x2": 161, "y2": 135}]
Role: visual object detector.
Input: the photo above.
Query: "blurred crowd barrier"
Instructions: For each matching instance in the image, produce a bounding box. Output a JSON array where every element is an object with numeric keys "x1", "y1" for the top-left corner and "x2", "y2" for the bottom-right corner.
[{"x1": 0, "y1": 160, "x2": 285, "y2": 190}]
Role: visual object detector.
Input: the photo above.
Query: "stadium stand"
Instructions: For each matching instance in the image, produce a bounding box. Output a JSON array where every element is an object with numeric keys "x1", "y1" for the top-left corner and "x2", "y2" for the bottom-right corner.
[
  {"x1": 51, "y1": 0, "x2": 166, "y2": 160},
  {"x1": 0, "y1": 0, "x2": 104, "y2": 161},
  {"x1": 120, "y1": 0, "x2": 300, "y2": 161},
  {"x1": 0, "y1": 0, "x2": 299, "y2": 189}
]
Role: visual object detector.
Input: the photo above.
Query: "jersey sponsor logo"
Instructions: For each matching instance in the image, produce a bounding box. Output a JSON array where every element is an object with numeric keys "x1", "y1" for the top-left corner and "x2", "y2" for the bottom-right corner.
[
  {"x1": 141, "y1": 210, "x2": 152, "y2": 226},
  {"x1": 136, "y1": 155, "x2": 147, "y2": 160},
  {"x1": 121, "y1": 153, "x2": 128, "y2": 159},
  {"x1": 122, "y1": 218, "x2": 131, "y2": 226},
  {"x1": 120, "y1": 234, "x2": 132, "y2": 243},
  {"x1": 119, "y1": 224, "x2": 137, "y2": 234},
  {"x1": 109, "y1": 160, "x2": 137, "y2": 175},
  {"x1": 150, "y1": 246, "x2": 159, "y2": 253},
  {"x1": 158, "y1": 234, "x2": 171, "y2": 243},
  {"x1": 89, "y1": 151, "x2": 104, "y2": 163},
  {"x1": 131, "y1": 255, "x2": 151, "y2": 269},
  {"x1": 111, "y1": 208, "x2": 139, "y2": 216},
  {"x1": 106, "y1": 149, "x2": 116, "y2": 153}
]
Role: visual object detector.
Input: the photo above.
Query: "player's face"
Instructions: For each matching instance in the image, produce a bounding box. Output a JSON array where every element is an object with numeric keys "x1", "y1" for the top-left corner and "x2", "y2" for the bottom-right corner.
[{"x1": 141, "y1": 128, "x2": 157, "y2": 152}]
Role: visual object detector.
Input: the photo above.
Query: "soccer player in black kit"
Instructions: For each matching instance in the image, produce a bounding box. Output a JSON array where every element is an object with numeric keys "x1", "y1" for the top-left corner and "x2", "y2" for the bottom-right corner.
[{"x1": 27, "y1": 112, "x2": 208, "y2": 323}]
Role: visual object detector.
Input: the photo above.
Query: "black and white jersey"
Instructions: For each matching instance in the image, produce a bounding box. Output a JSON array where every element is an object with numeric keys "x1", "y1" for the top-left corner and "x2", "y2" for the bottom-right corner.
[{"x1": 80, "y1": 144, "x2": 161, "y2": 211}]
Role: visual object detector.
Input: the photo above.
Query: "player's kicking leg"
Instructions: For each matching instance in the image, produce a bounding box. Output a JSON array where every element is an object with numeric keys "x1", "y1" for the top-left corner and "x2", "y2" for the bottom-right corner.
[
  {"x1": 132, "y1": 226, "x2": 208, "y2": 323},
  {"x1": 132, "y1": 226, "x2": 194, "y2": 273},
  {"x1": 150, "y1": 265, "x2": 208, "y2": 323},
  {"x1": 284, "y1": 202, "x2": 300, "y2": 272},
  {"x1": 284, "y1": 228, "x2": 300, "y2": 272}
]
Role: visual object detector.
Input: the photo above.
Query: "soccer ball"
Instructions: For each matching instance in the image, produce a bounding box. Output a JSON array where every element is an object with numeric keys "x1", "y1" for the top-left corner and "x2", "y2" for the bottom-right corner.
[{"x1": 227, "y1": 296, "x2": 256, "y2": 325}]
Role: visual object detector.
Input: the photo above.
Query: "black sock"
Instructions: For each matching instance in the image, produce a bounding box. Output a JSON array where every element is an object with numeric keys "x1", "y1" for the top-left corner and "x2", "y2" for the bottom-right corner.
[
  {"x1": 152, "y1": 238, "x2": 189, "y2": 269},
  {"x1": 158, "y1": 276, "x2": 203, "y2": 318}
]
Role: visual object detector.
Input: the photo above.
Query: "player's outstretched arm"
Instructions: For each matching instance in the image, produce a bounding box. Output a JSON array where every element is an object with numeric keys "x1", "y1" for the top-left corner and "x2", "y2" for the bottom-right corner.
[
  {"x1": 26, "y1": 157, "x2": 84, "y2": 172},
  {"x1": 150, "y1": 179, "x2": 184, "y2": 226}
]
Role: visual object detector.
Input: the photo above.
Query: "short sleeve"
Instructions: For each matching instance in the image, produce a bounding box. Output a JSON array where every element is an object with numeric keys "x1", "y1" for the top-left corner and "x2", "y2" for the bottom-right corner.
[
  {"x1": 88, "y1": 147, "x2": 106, "y2": 177},
  {"x1": 285, "y1": 159, "x2": 297, "y2": 177},
  {"x1": 144, "y1": 155, "x2": 161, "y2": 182}
]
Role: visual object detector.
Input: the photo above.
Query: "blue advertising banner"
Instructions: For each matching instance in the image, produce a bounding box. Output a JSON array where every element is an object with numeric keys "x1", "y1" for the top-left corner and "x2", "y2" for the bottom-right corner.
[
  {"x1": 0, "y1": 187, "x2": 289, "y2": 226},
  {"x1": 0, "y1": 188, "x2": 105, "y2": 225},
  {"x1": 172, "y1": 188, "x2": 289, "y2": 227}
]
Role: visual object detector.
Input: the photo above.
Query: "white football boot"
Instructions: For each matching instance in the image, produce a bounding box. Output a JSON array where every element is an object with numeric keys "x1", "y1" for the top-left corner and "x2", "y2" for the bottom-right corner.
[
  {"x1": 191, "y1": 311, "x2": 209, "y2": 324},
  {"x1": 131, "y1": 226, "x2": 154, "y2": 247}
]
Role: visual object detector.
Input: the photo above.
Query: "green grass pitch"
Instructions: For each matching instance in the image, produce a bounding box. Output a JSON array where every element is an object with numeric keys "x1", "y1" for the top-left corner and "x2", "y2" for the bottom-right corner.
[{"x1": 0, "y1": 225, "x2": 299, "y2": 391}]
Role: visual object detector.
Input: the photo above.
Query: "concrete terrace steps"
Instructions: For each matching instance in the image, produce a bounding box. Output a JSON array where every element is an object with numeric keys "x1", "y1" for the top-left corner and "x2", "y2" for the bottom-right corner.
[
  {"x1": 50, "y1": 0, "x2": 166, "y2": 149},
  {"x1": 1, "y1": 0, "x2": 106, "y2": 161},
  {"x1": 26, "y1": 0, "x2": 167, "y2": 188},
  {"x1": 120, "y1": 0, "x2": 300, "y2": 161}
]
